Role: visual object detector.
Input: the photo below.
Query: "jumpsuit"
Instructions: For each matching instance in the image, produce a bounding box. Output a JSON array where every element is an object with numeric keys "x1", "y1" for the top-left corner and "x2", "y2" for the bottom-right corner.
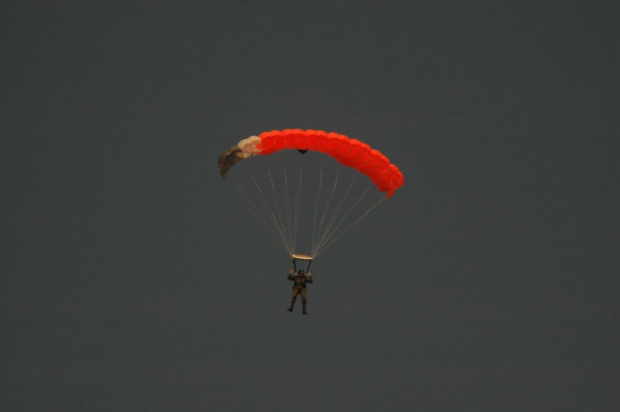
[{"x1": 287, "y1": 269, "x2": 313, "y2": 313}]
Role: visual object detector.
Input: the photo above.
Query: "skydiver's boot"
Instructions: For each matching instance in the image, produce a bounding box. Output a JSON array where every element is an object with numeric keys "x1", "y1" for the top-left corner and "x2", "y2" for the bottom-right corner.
[
  {"x1": 302, "y1": 299, "x2": 308, "y2": 315},
  {"x1": 288, "y1": 296, "x2": 296, "y2": 312}
]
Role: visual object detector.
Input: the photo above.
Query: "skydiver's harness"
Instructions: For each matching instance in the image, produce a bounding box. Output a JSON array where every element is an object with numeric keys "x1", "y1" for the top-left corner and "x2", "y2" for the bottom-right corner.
[
  {"x1": 290, "y1": 255, "x2": 313, "y2": 291},
  {"x1": 291, "y1": 275, "x2": 309, "y2": 290}
]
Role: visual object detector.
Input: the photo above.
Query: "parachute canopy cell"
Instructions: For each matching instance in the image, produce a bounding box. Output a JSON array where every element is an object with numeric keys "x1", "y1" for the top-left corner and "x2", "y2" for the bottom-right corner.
[
  {"x1": 217, "y1": 129, "x2": 404, "y2": 197},
  {"x1": 218, "y1": 146, "x2": 243, "y2": 179}
]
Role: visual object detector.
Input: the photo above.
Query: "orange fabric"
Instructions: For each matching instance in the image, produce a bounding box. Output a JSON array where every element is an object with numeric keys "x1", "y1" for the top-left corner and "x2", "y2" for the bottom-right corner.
[{"x1": 257, "y1": 129, "x2": 404, "y2": 196}]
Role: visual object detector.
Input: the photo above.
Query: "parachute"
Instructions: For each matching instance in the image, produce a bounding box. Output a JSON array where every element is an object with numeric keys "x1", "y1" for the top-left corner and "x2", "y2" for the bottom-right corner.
[{"x1": 218, "y1": 129, "x2": 404, "y2": 259}]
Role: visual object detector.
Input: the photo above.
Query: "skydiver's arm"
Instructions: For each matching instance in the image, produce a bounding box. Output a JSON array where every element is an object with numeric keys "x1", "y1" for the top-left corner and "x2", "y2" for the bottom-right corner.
[{"x1": 306, "y1": 272, "x2": 313, "y2": 283}]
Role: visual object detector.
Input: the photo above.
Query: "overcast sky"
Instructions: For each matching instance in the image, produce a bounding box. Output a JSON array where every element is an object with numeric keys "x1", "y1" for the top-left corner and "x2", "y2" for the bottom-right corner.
[{"x1": 2, "y1": 1, "x2": 619, "y2": 411}]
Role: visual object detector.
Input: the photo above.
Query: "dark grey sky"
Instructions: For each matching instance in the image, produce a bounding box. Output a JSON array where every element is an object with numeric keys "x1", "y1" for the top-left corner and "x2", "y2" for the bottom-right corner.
[{"x1": 3, "y1": 1, "x2": 619, "y2": 411}]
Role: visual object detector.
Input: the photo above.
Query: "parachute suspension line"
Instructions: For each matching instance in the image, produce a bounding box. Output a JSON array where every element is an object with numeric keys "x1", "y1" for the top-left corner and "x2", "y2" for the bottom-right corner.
[
  {"x1": 281, "y1": 157, "x2": 296, "y2": 255},
  {"x1": 311, "y1": 176, "x2": 364, "y2": 257},
  {"x1": 310, "y1": 170, "x2": 343, "y2": 256},
  {"x1": 310, "y1": 158, "x2": 326, "y2": 253},
  {"x1": 250, "y1": 175, "x2": 284, "y2": 251},
  {"x1": 265, "y1": 164, "x2": 294, "y2": 254},
  {"x1": 235, "y1": 186, "x2": 284, "y2": 251},
  {"x1": 251, "y1": 174, "x2": 293, "y2": 255},
  {"x1": 312, "y1": 168, "x2": 341, "y2": 257},
  {"x1": 236, "y1": 181, "x2": 290, "y2": 255},
  {"x1": 313, "y1": 192, "x2": 385, "y2": 258},
  {"x1": 310, "y1": 174, "x2": 357, "y2": 257},
  {"x1": 292, "y1": 164, "x2": 303, "y2": 255}
]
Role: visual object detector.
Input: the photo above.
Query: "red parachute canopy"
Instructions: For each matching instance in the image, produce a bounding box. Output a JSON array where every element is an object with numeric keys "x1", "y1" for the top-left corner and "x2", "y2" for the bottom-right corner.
[{"x1": 256, "y1": 129, "x2": 404, "y2": 198}]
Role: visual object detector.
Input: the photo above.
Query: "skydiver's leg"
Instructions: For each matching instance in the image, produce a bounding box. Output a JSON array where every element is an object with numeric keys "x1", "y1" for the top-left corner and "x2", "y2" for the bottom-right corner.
[
  {"x1": 301, "y1": 289, "x2": 308, "y2": 315},
  {"x1": 288, "y1": 289, "x2": 299, "y2": 312}
]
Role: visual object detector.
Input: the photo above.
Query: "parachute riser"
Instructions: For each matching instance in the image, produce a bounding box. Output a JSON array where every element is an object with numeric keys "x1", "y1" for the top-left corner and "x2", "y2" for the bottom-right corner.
[{"x1": 291, "y1": 253, "x2": 313, "y2": 273}]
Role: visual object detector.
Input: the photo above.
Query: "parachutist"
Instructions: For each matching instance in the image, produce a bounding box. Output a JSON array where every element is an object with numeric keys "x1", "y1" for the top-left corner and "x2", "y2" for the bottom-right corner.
[{"x1": 287, "y1": 267, "x2": 313, "y2": 314}]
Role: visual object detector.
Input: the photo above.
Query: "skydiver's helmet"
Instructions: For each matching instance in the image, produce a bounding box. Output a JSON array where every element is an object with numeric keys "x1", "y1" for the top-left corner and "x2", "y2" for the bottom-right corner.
[{"x1": 298, "y1": 270, "x2": 305, "y2": 276}]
